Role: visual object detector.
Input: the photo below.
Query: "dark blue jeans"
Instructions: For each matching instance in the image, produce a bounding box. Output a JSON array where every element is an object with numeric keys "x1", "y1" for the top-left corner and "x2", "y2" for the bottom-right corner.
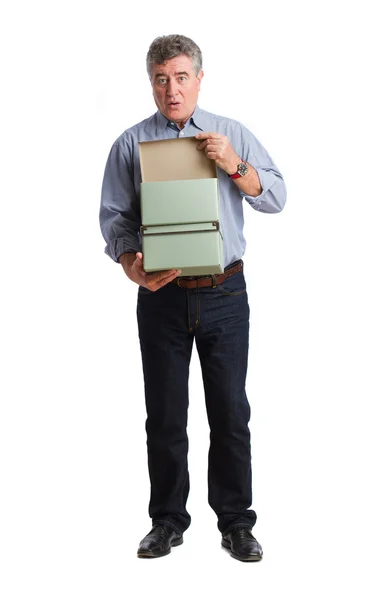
[{"x1": 136, "y1": 265, "x2": 257, "y2": 536}]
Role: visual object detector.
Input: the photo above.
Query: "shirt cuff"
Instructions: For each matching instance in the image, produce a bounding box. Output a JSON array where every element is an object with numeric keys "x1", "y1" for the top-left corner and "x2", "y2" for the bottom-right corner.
[
  {"x1": 241, "y1": 168, "x2": 286, "y2": 213},
  {"x1": 105, "y1": 238, "x2": 142, "y2": 263}
]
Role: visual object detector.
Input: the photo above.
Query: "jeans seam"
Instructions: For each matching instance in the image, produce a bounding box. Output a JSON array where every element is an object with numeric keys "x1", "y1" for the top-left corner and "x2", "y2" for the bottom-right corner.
[
  {"x1": 196, "y1": 284, "x2": 200, "y2": 328},
  {"x1": 187, "y1": 290, "x2": 192, "y2": 332}
]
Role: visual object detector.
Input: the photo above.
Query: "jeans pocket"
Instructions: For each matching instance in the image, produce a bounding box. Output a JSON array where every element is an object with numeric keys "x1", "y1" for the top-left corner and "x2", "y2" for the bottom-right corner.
[{"x1": 217, "y1": 272, "x2": 247, "y2": 296}]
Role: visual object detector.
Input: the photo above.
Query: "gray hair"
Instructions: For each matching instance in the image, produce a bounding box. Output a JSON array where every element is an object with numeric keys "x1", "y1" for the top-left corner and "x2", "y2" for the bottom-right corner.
[{"x1": 146, "y1": 34, "x2": 203, "y2": 78}]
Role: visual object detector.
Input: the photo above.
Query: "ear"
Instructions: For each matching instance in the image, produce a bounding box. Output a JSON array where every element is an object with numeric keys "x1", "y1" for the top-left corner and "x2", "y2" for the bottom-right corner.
[{"x1": 197, "y1": 70, "x2": 204, "y2": 90}]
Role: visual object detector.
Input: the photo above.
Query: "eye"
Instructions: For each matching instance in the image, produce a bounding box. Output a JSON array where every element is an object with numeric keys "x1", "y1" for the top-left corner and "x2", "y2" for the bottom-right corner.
[
  {"x1": 157, "y1": 78, "x2": 167, "y2": 86},
  {"x1": 178, "y1": 76, "x2": 187, "y2": 82}
]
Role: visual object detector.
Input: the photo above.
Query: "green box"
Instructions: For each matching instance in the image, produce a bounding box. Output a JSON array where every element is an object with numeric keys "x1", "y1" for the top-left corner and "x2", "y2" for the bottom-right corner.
[
  {"x1": 139, "y1": 138, "x2": 224, "y2": 276},
  {"x1": 141, "y1": 221, "x2": 223, "y2": 276},
  {"x1": 141, "y1": 179, "x2": 219, "y2": 225}
]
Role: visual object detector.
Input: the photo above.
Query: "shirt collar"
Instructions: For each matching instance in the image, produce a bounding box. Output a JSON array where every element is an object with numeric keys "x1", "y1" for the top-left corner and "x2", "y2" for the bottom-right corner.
[
  {"x1": 155, "y1": 110, "x2": 170, "y2": 133},
  {"x1": 155, "y1": 105, "x2": 211, "y2": 134},
  {"x1": 189, "y1": 106, "x2": 211, "y2": 132}
]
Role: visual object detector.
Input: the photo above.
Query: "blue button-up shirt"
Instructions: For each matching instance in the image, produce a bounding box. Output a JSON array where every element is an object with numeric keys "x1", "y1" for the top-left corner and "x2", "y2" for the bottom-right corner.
[{"x1": 100, "y1": 106, "x2": 286, "y2": 267}]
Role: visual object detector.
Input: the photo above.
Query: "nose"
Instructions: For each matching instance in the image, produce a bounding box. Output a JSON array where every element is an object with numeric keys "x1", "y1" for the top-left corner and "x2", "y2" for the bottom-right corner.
[{"x1": 166, "y1": 79, "x2": 179, "y2": 97}]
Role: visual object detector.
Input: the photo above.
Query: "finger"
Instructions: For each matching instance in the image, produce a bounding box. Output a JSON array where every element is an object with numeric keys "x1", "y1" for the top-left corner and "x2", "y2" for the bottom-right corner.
[
  {"x1": 199, "y1": 138, "x2": 214, "y2": 148},
  {"x1": 146, "y1": 269, "x2": 180, "y2": 284},
  {"x1": 158, "y1": 268, "x2": 181, "y2": 280},
  {"x1": 206, "y1": 143, "x2": 220, "y2": 152},
  {"x1": 134, "y1": 252, "x2": 146, "y2": 276},
  {"x1": 155, "y1": 271, "x2": 181, "y2": 289},
  {"x1": 146, "y1": 269, "x2": 181, "y2": 291},
  {"x1": 198, "y1": 138, "x2": 221, "y2": 152},
  {"x1": 195, "y1": 132, "x2": 211, "y2": 140},
  {"x1": 195, "y1": 132, "x2": 221, "y2": 139}
]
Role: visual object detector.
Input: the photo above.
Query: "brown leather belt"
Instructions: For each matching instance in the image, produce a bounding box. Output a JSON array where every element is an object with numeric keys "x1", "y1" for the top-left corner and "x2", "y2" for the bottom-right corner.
[{"x1": 171, "y1": 260, "x2": 243, "y2": 289}]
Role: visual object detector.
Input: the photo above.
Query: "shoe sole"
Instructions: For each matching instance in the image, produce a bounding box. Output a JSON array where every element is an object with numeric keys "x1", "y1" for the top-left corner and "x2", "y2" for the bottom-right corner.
[
  {"x1": 221, "y1": 539, "x2": 263, "y2": 562},
  {"x1": 137, "y1": 536, "x2": 183, "y2": 558}
]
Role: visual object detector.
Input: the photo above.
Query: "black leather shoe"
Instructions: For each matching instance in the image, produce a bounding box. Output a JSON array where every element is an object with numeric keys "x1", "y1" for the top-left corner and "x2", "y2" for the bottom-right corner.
[
  {"x1": 222, "y1": 528, "x2": 263, "y2": 562},
  {"x1": 137, "y1": 524, "x2": 183, "y2": 558}
]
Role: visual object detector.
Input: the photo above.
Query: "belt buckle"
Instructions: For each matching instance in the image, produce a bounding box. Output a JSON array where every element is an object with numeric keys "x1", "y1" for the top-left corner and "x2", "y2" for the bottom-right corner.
[{"x1": 211, "y1": 275, "x2": 217, "y2": 288}]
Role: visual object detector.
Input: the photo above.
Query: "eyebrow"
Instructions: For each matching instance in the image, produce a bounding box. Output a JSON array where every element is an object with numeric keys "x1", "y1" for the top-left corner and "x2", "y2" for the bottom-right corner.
[{"x1": 155, "y1": 71, "x2": 190, "y2": 78}]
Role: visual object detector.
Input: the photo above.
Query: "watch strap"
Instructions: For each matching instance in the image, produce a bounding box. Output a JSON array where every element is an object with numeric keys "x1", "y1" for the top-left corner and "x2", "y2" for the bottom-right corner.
[{"x1": 228, "y1": 160, "x2": 247, "y2": 179}]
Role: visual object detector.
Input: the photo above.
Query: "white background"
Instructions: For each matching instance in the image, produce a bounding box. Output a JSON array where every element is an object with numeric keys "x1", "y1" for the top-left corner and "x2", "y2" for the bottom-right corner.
[{"x1": 1, "y1": 0, "x2": 385, "y2": 598}]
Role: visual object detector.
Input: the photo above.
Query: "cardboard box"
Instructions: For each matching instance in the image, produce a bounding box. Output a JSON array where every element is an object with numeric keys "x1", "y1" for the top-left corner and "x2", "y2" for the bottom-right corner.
[{"x1": 139, "y1": 137, "x2": 224, "y2": 276}]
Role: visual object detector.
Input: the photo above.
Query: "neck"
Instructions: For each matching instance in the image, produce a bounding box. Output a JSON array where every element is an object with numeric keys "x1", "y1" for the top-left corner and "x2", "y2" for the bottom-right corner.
[
  {"x1": 175, "y1": 119, "x2": 187, "y2": 129},
  {"x1": 162, "y1": 108, "x2": 196, "y2": 130}
]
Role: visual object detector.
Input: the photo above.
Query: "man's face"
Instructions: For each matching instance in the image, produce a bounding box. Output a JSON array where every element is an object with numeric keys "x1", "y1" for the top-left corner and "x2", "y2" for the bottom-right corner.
[{"x1": 150, "y1": 55, "x2": 203, "y2": 127}]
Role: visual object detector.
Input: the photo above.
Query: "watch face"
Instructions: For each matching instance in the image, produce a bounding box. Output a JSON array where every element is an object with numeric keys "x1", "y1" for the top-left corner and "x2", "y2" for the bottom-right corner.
[{"x1": 237, "y1": 162, "x2": 248, "y2": 176}]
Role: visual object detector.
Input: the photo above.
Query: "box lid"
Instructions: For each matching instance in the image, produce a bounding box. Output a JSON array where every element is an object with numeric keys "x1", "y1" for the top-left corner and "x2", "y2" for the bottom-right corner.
[{"x1": 139, "y1": 137, "x2": 217, "y2": 182}]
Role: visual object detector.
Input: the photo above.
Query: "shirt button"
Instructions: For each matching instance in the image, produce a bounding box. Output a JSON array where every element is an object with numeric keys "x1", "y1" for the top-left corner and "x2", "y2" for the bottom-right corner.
[{"x1": 180, "y1": 131, "x2": 184, "y2": 136}]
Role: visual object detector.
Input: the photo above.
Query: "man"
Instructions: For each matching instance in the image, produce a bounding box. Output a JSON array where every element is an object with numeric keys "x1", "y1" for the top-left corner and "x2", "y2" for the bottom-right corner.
[{"x1": 100, "y1": 34, "x2": 286, "y2": 562}]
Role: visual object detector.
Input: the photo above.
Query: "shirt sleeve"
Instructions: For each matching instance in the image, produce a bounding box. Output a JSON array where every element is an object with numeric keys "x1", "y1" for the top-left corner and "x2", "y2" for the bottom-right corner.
[
  {"x1": 238, "y1": 123, "x2": 287, "y2": 214},
  {"x1": 99, "y1": 137, "x2": 142, "y2": 262}
]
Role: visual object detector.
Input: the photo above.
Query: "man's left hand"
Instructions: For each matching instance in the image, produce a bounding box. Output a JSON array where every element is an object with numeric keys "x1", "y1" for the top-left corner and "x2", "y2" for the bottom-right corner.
[{"x1": 196, "y1": 132, "x2": 240, "y2": 175}]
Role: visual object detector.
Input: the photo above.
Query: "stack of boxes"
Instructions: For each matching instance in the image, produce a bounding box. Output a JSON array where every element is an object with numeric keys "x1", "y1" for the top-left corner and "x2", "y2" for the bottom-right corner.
[{"x1": 139, "y1": 137, "x2": 224, "y2": 276}]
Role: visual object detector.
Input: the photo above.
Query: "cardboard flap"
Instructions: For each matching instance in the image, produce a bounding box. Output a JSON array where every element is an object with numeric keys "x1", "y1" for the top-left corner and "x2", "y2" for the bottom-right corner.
[{"x1": 139, "y1": 137, "x2": 217, "y2": 182}]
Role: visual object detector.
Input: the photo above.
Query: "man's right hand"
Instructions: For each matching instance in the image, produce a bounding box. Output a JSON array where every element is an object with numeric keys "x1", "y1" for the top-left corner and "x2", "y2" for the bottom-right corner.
[{"x1": 118, "y1": 252, "x2": 181, "y2": 292}]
